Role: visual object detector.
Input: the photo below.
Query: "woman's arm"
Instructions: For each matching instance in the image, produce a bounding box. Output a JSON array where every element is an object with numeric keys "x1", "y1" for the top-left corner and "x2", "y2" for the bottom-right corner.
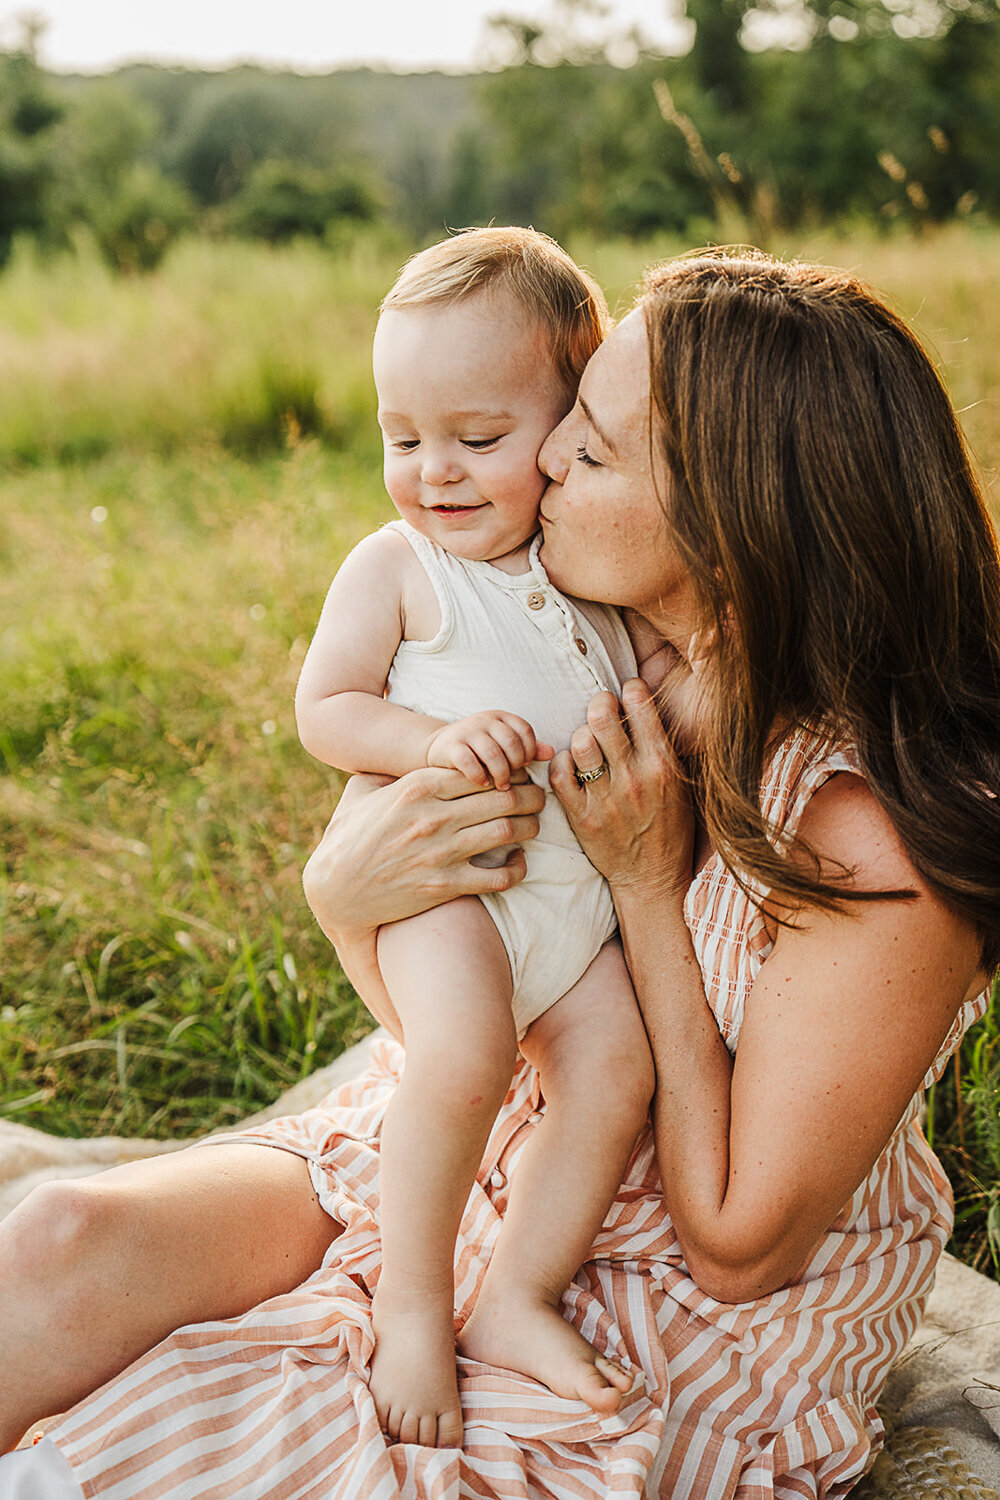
[
  {"x1": 303, "y1": 768, "x2": 547, "y2": 1041},
  {"x1": 552, "y1": 680, "x2": 984, "y2": 1303}
]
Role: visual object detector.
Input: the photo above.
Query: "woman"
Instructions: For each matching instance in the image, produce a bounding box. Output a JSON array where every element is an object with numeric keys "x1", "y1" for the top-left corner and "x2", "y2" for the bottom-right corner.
[{"x1": 2, "y1": 249, "x2": 998, "y2": 1499}]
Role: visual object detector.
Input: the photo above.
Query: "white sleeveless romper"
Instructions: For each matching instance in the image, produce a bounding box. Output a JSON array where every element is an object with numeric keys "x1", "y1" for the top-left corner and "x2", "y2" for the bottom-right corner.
[{"x1": 386, "y1": 520, "x2": 636, "y2": 1037}]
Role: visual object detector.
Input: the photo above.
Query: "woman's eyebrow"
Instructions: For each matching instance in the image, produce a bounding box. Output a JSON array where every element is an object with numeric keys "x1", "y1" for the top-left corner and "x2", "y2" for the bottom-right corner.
[{"x1": 579, "y1": 397, "x2": 618, "y2": 458}]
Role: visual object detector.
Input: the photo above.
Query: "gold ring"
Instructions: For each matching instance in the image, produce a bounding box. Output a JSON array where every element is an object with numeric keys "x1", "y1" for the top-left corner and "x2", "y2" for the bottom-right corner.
[{"x1": 575, "y1": 762, "x2": 608, "y2": 785}]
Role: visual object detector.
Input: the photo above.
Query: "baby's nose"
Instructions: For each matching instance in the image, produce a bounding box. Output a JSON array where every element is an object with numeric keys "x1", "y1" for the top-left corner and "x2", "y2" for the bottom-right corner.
[{"x1": 420, "y1": 450, "x2": 461, "y2": 485}]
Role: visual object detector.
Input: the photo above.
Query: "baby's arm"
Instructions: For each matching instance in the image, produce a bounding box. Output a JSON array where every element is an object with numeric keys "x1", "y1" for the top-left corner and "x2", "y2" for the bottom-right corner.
[
  {"x1": 296, "y1": 528, "x2": 553, "y2": 785},
  {"x1": 296, "y1": 528, "x2": 452, "y2": 777}
]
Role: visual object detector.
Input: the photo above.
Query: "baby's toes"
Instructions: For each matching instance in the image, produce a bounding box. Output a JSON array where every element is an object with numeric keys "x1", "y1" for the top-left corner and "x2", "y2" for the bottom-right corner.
[
  {"x1": 595, "y1": 1354, "x2": 634, "y2": 1393},
  {"x1": 436, "y1": 1407, "x2": 464, "y2": 1449},
  {"x1": 579, "y1": 1364, "x2": 624, "y2": 1414}
]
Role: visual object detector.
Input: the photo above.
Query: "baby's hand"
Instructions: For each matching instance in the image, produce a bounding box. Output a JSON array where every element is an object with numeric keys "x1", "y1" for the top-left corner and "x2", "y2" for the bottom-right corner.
[{"x1": 426, "y1": 712, "x2": 554, "y2": 790}]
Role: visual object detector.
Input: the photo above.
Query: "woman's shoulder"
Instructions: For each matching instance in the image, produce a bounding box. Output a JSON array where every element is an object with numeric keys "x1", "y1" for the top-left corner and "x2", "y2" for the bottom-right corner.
[{"x1": 768, "y1": 732, "x2": 991, "y2": 1001}]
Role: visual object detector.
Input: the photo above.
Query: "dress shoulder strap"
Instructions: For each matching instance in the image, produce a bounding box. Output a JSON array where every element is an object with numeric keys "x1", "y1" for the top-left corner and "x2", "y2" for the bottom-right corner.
[{"x1": 761, "y1": 728, "x2": 864, "y2": 847}]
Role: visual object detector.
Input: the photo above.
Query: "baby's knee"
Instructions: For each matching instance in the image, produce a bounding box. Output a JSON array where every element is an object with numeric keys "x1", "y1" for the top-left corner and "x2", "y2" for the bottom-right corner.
[
  {"x1": 406, "y1": 1026, "x2": 517, "y2": 1116},
  {"x1": 547, "y1": 1032, "x2": 654, "y2": 1127}
]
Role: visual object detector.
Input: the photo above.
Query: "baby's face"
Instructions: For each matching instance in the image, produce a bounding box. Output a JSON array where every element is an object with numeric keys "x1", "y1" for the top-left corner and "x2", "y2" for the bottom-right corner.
[{"x1": 373, "y1": 292, "x2": 571, "y2": 568}]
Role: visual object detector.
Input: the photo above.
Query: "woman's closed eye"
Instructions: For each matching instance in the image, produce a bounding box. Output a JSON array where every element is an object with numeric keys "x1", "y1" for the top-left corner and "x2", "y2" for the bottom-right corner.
[{"x1": 576, "y1": 442, "x2": 601, "y2": 469}]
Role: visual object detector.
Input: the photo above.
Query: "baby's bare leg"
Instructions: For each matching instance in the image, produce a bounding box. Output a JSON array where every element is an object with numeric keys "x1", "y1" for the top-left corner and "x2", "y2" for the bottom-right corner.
[
  {"x1": 372, "y1": 897, "x2": 517, "y2": 1449},
  {"x1": 458, "y1": 941, "x2": 654, "y2": 1413},
  {"x1": 0, "y1": 1144, "x2": 339, "y2": 1453}
]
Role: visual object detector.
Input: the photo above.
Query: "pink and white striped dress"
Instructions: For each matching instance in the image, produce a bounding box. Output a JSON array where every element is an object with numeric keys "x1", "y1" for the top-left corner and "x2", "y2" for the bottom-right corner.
[{"x1": 48, "y1": 729, "x2": 991, "y2": 1499}]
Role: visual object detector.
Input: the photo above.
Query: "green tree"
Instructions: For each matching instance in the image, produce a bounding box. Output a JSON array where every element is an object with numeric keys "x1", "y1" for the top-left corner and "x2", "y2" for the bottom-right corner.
[
  {"x1": 48, "y1": 80, "x2": 194, "y2": 269},
  {"x1": 171, "y1": 83, "x2": 313, "y2": 204},
  {"x1": 0, "y1": 18, "x2": 62, "y2": 261},
  {"x1": 224, "y1": 159, "x2": 380, "y2": 243}
]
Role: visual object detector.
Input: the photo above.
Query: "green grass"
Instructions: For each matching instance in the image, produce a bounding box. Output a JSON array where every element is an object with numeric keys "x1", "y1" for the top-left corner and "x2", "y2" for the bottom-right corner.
[
  {"x1": 1, "y1": 440, "x2": 393, "y2": 1134},
  {"x1": 1, "y1": 228, "x2": 997, "y2": 1277}
]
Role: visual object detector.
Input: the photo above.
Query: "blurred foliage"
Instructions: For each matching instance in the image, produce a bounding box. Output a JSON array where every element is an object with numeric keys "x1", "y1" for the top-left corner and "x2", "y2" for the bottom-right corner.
[
  {"x1": 222, "y1": 160, "x2": 382, "y2": 244},
  {"x1": 0, "y1": 0, "x2": 997, "y2": 268}
]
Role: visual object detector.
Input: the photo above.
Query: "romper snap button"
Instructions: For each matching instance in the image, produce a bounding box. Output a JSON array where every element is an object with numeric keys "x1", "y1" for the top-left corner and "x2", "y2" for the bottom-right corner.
[
  {"x1": 574, "y1": 637, "x2": 588, "y2": 654},
  {"x1": 526, "y1": 591, "x2": 545, "y2": 610},
  {"x1": 489, "y1": 1169, "x2": 506, "y2": 1189}
]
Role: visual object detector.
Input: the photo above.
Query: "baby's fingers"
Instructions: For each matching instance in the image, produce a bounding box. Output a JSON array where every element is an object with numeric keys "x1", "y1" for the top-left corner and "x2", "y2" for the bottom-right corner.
[
  {"x1": 486, "y1": 717, "x2": 536, "y2": 772},
  {"x1": 468, "y1": 732, "x2": 518, "y2": 790},
  {"x1": 449, "y1": 743, "x2": 494, "y2": 786}
]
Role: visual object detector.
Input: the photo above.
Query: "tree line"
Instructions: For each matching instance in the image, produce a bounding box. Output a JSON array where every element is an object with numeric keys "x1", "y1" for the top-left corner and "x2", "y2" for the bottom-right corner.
[{"x1": 1, "y1": 0, "x2": 997, "y2": 271}]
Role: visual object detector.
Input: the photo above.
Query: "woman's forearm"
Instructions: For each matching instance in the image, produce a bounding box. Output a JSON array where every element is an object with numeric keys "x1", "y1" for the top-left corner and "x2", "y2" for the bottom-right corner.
[
  {"x1": 615, "y1": 884, "x2": 825, "y2": 1302},
  {"x1": 613, "y1": 885, "x2": 748, "y2": 1289}
]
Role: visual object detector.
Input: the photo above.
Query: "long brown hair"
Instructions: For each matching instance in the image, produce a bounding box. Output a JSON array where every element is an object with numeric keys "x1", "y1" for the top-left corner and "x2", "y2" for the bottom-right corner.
[{"x1": 641, "y1": 249, "x2": 1000, "y2": 971}]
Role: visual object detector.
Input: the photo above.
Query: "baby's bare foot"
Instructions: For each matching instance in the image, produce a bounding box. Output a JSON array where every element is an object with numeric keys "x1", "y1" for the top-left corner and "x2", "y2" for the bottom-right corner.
[
  {"x1": 369, "y1": 1291, "x2": 463, "y2": 1448},
  {"x1": 458, "y1": 1281, "x2": 632, "y2": 1414}
]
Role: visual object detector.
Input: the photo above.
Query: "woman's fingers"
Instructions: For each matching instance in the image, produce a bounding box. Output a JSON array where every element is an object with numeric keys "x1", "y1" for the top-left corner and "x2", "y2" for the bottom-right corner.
[
  {"x1": 569, "y1": 724, "x2": 605, "y2": 775},
  {"x1": 585, "y1": 690, "x2": 634, "y2": 768},
  {"x1": 621, "y1": 677, "x2": 681, "y2": 767}
]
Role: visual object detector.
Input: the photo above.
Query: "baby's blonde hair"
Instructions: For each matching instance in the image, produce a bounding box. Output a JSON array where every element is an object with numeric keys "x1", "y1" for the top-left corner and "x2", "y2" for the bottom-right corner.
[{"x1": 381, "y1": 226, "x2": 609, "y2": 394}]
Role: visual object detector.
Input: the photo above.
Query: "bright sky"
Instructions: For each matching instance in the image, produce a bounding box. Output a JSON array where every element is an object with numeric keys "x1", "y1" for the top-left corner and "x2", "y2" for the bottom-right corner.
[{"x1": 5, "y1": 1, "x2": 690, "y2": 74}]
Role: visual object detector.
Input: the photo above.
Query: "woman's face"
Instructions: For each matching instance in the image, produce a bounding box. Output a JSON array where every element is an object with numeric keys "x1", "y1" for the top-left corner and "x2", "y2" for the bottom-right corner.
[{"x1": 537, "y1": 311, "x2": 693, "y2": 637}]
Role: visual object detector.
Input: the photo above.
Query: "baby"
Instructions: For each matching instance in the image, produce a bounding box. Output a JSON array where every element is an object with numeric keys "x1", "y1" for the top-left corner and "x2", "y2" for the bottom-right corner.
[{"x1": 296, "y1": 227, "x2": 656, "y2": 1450}]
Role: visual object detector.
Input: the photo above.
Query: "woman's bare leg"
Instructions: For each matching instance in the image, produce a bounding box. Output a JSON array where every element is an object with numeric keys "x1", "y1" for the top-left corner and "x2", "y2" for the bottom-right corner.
[
  {"x1": 0, "y1": 1142, "x2": 339, "y2": 1452},
  {"x1": 458, "y1": 941, "x2": 654, "y2": 1412},
  {"x1": 372, "y1": 897, "x2": 517, "y2": 1450}
]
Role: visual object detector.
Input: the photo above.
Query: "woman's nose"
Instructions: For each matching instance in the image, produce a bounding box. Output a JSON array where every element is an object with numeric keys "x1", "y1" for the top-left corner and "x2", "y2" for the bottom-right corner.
[{"x1": 539, "y1": 416, "x2": 571, "y2": 483}]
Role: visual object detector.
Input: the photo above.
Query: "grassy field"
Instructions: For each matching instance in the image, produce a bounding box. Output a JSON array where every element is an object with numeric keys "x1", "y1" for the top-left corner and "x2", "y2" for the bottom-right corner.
[{"x1": 1, "y1": 225, "x2": 998, "y2": 1271}]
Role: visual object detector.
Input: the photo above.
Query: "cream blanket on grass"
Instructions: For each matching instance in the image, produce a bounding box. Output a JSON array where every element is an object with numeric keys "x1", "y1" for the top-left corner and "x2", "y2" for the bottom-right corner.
[{"x1": 3, "y1": 1032, "x2": 998, "y2": 1496}]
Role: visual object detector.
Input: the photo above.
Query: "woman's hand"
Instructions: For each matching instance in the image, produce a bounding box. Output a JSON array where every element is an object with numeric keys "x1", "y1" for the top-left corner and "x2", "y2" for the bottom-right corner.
[
  {"x1": 303, "y1": 767, "x2": 545, "y2": 939},
  {"x1": 302, "y1": 768, "x2": 545, "y2": 1042},
  {"x1": 550, "y1": 678, "x2": 695, "y2": 902}
]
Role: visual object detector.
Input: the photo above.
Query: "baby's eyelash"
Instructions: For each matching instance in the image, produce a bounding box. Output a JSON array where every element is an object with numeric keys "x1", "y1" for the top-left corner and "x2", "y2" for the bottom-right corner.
[{"x1": 576, "y1": 443, "x2": 600, "y2": 468}]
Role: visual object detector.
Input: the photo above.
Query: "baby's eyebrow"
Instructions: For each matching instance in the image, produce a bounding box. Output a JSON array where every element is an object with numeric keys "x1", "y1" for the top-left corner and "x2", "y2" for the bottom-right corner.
[
  {"x1": 447, "y1": 410, "x2": 514, "y2": 424},
  {"x1": 377, "y1": 409, "x2": 513, "y2": 426}
]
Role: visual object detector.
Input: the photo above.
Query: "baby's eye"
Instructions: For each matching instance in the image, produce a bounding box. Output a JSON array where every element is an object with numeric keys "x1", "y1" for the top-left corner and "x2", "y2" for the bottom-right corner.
[
  {"x1": 462, "y1": 437, "x2": 502, "y2": 451},
  {"x1": 576, "y1": 443, "x2": 601, "y2": 469},
  {"x1": 391, "y1": 438, "x2": 420, "y2": 451}
]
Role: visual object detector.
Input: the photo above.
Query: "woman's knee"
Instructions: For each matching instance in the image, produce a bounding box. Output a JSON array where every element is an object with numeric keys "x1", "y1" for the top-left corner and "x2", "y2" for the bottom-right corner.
[{"x1": 3, "y1": 1178, "x2": 135, "y2": 1283}]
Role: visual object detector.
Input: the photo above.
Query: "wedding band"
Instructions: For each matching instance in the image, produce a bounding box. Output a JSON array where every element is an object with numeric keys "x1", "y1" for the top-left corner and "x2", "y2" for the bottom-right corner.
[{"x1": 575, "y1": 762, "x2": 608, "y2": 785}]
